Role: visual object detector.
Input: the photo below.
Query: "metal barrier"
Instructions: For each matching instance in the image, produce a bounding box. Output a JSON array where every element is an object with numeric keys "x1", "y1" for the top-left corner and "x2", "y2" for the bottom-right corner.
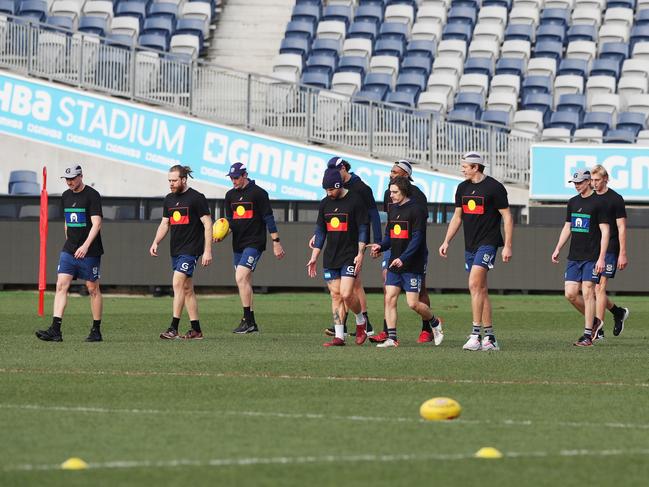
[{"x1": 0, "y1": 17, "x2": 534, "y2": 185}]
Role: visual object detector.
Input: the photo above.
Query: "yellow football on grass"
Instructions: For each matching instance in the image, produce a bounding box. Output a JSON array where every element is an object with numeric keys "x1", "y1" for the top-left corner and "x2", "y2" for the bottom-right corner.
[
  {"x1": 419, "y1": 397, "x2": 462, "y2": 421},
  {"x1": 213, "y1": 218, "x2": 230, "y2": 241}
]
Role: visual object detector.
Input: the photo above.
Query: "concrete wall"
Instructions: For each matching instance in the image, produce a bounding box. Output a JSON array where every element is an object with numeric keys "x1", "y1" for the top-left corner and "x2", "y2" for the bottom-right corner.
[{"x1": 2, "y1": 221, "x2": 647, "y2": 292}]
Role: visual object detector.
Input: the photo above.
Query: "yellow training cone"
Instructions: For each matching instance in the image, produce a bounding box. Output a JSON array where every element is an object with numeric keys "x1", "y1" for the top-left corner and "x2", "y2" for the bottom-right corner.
[
  {"x1": 474, "y1": 447, "x2": 503, "y2": 459},
  {"x1": 61, "y1": 457, "x2": 88, "y2": 470}
]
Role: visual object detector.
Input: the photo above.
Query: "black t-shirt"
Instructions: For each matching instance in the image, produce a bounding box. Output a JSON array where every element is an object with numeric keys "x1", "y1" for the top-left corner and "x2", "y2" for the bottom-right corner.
[
  {"x1": 455, "y1": 176, "x2": 509, "y2": 252},
  {"x1": 162, "y1": 187, "x2": 210, "y2": 256},
  {"x1": 566, "y1": 191, "x2": 609, "y2": 261},
  {"x1": 386, "y1": 199, "x2": 428, "y2": 274},
  {"x1": 383, "y1": 184, "x2": 428, "y2": 213},
  {"x1": 316, "y1": 191, "x2": 369, "y2": 269},
  {"x1": 345, "y1": 173, "x2": 381, "y2": 242},
  {"x1": 224, "y1": 180, "x2": 273, "y2": 253},
  {"x1": 597, "y1": 188, "x2": 626, "y2": 255},
  {"x1": 61, "y1": 185, "x2": 104, "y2": 257}
]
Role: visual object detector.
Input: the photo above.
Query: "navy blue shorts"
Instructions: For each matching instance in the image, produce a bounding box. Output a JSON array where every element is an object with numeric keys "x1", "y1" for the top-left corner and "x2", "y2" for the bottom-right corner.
[
  {"x1": 601, "y1": 252, "x2": 618, "y2": 279},
  {"x1": 565, "y1": 259, "x2": 600, "y2": 283},
  {"x1": 57, "y1": 252, "x2": 101, "y2": 282},
  {"x1": 385, "y1": 270, "x2": 422, "y2": 293},
  {"x1": 233, "y1": 247, "x2": 262, "y2": 271},
  {"x1": 465, "y1": 245, "x2": 497, "y2": 272},
  {"x1": 381, "y1": 249, "x2": 391, "y2": 270},
  {"x1": 172, "y1": 255, "x2": 199, "y2": 277},
  {"x1": 323, "y1": 262, "x2": 356, "y2": 282}
]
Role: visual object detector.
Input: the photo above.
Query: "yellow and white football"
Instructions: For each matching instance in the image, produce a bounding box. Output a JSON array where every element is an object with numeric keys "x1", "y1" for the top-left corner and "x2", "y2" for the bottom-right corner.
[
  {"x1": 419, "y1": 397, "x2": 461, "y2": 421},
  {"x1": 212, "y1": 218, "x2": 230, "y2": 241}
]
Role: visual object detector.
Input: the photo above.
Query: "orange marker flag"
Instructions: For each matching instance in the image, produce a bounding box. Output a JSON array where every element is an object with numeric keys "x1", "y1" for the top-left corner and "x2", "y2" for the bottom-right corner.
[{"x1": 38, "y1": 167, "x2": 48, "y2": 316}]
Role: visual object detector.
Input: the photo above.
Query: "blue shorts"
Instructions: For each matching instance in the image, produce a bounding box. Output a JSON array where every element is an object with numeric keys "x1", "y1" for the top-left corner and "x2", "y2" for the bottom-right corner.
[
  {"x1": 323, "y1": 262, "x2": 356, "y2": 282},
  {"x1": 381, "y1": 249, "x2": 391, "y2": 270},
  {"x1": 385, "y1": 270, "x2": 422, "y2": 293},
  {"x1": 172, "y1": 255, "x2": 199, "y2": 277},
  {"x1": 601, "y1": 252, "x2": 618, "y2": 279},
  {"x1": 233, "y1": 247, "x2": 262, "y2": 271},
  {"x1": 465, "y1": 245, "x2": 497, "y2": 272},
  {"x1": 57, "y1": 252, "x2": 101, "y2": 282},
  {"x1": 565, "y1": 260, "x2": 600, "y2": 283}
]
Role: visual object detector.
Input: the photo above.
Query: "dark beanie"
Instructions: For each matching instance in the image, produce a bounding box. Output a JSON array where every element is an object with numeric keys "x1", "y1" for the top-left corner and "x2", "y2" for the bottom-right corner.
[{"x1": 322, "y1": 168, "x2": 343, "y2": 189}]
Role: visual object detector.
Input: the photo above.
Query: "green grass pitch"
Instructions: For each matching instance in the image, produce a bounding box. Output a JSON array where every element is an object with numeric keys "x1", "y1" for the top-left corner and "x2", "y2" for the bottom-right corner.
[{"x1": 1, "y1": 291, "x2": 648, "y2": 486}]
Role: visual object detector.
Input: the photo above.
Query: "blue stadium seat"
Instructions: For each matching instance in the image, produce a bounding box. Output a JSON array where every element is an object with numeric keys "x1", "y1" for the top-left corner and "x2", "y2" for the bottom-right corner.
[
  {"x1": 481, "y1": 109, "x2": 511, "y2": 127},
  {"x1": 447, "y1": 108, "x2": 478, "y2": 125},
  {"x1": 296, "y1": 0, "x2": 323, "y2": 7},
  {"x1": 558, "y1": 58, "x2": 588, "y2": 77},
  {"x1": 540, "y1": 8, "x2": 570, "y2": 28},
  {"x1": 522, "y1": 76, "x2": 553, "y2": 100},
  {"x1": 616, "y1": 111, "x2": 646, "y2": 136},
  {"x1": 280, "y1": 37, "x2": 310, "y2": 60},
  {"x1": 549, "y1": 111, "x2": 580, "y2": 133},
  {"x1": 9, "y1": 182, "x2": 40, "y2": 195},
  {"x1": 599, "y1": 43, "x2": 629, "y2": 64},
  {"x1": 637, "y1": 9, "x2": 649, "y2": 27},
  {"x1": 533, "y1": 41, "x2": 563, "y2": 62},
  {"x1": 465, "y1": 57, "x2": 494, "y2": 78},
  {"x1": 567, "y1": 25, "x2": 597, "y2": 43},
  {"x1": 504, "y1": 24, "x2": 534, "y2": 43},
  {"x1": 139, "y1": 33, "x2": 169, "y2": 51},
  {"x1": 323, "y1": 5, "x2": 353, "y2": 29},
  {"x1": 300, "y1": 71, "x2": 331, "y2": 89},
  {"x1": 400, "y1": 56, "x2": 432, "y2": 76},
  {"x1": 582, "y1": 112, "x2": 613, "y2": 133},
  {"x1": 305, "y1": 54, "x2": 337, "y2": 75},
  {"x1": 451, "y1": 0, "x2": 480, "y2": 8},
  {"x1": 148, "y1": 3, "x2": 179, "y2": 21},
  {"x1": 590, "y1": 58, "x2": 621, "y2": 80},
  {"x1": 607, "y1": 0, "x2": 635, "y2": 8},
  {"x1": 291, "y1": 3, "x2": 321, "y2": 25},
  {"x1": 442, "y1": 23, "x2": 473, "y2": 42},
  {"x1": 311, "y1": 38, "x2": 341, "y2": 60},
  {"x1": 447, "y1": 6, "x2": 477, "y2": 27},
  {"x1": 495, "y1": 57, "x2": 525, "y2": 77},
  {"x1": 363, "y1": 72, "x2": 393, "y2": 99},
  {"x1": 46, "y1": 15, "x2": 74, "y2": 32},
  {"x1": 143, "y1": 17, "x2": 175, "y2": 41},
  {"x1": 353, "y1": 89, "x2": 385, "y2": 104},
  {"x1": 0, "y1": 0, "x2": 16, "y2": 16},
  {"x1": 116, "y1": 2, "x2": 147, "y2": 28},
  {"x1": 8, "y1": 170, "x2": 37, "y2": 193},
  {"x1": 338, "y1": 55, "x2": 369, "y2": 77},
  {"x1": 483, "y1": 0, "x2": 511, "y2": 8},
  {"x1": 286, "y1": 20, "x2": 316, "y2": 42},
  {"x1": 175, "y1": 18, "x2": 205, "y2": 49},
  {"x1": 386, "y1": 90, "x2": 417, "y2": 107},
  {"x1": 348, "y1": 21, "x2": 378, "y2": 41},
  {"x1": 604, "y1": 129, "x2": 635, "y2": 143},
  {"x1": 396, "y1": 72, "x2": 427, "y2": 94},
  {"x1": 406, "y1": 40, "x2": 436, "y2": 59},
  {"x1": 379, "y1": 22, "x2": 409, "y2": 42},
  {"x1": 557, "y1": 93, "x2": 586, "y2": 121},
  {"x1": 522, "y1": 93, "x2": 553, "y2": 126},
  {"x1": 630, "y1": 25, "x2": 649, "y2": 50},
  {"x1": 18, "y1": 0, "x2": 48, "y2": 22},
  {"x1": 454, "y1": 91, "x2": 485, "y2": 118},
  {"x1": 359, "y1": 0, "x2": 387, "y2": 6},
  {"x1": 374, "y1": 38, "x2": 405, "y2": 58},
  {"x1": 106, "y1": 33, "x2": 136, "y2": 48},
  {"x1": 354, "y1": 4, "x2": 384, "y2": 26},
  {"x1": 536, "y1": 24, "x2": 566, "y2": 45}
]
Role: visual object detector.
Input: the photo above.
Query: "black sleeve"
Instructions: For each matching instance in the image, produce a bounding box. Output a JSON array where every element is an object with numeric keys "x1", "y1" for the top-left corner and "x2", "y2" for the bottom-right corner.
[
  {"x1": 360, "y1": 183, "x2": 377, "y2": 210},
  {"x1": 414, "y1": 206, "x2": 427, "y2": 232},
  {"x1": 315, "y1": 199, "x2": 326, "y2": 233},
  {"x1": 356, "y1": 196, "x2": 369, "y2": 227},
  {"x1": 565, "y1": 200, "x2": 572, "y2": 223},
  {"x1": 614, "y1": 195, "x2": 627, "y2": 219},
  {"x1": 88, "y1": 190, "x2": 103, "y2": 217},
  {"x1": 197, "y1": 193, "x2": 210, "y2": 217},
  {"x1": 597, "y1": 199, "x2": 609, "y2": 225},
  {"x1": 454, "y1": 184, "x2": 462, "y2": 208},
  {"x1": 224, "y1": 192, "x2": 232, "y2": 219},
  {"x1": 258, "y1": 189, "x2": 273, "y2": 218},
  {"x1": 493, "y1": 181, "x2": 509, "y2": 210},
  {"x1": 383, "y1": 188, "x2": 390, "y2": 213}
]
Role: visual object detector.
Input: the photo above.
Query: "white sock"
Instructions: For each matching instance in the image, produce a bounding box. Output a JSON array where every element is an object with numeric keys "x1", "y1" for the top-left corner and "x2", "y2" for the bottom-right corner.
[
  {"x1": 335, "y1": 324, "x2": 345, "y2": 340},
  {"x1": 354, "y1": 312, "x2": 365, "y2": 325}
]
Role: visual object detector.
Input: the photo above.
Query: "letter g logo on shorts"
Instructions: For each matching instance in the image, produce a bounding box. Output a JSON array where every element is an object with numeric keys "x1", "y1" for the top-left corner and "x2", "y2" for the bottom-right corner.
[
  {"x1": 346, "y1": 265, "x2": 355, "y2": 274},
  {"x1": 181, "y1": 262, "x2": 190, "y2": 271}
]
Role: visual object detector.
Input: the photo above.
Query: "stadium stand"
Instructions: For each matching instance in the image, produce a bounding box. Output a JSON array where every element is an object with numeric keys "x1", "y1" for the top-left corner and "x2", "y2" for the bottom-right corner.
[{"x1": 273, "y1": 0, "x2": 649, "y2": 143}]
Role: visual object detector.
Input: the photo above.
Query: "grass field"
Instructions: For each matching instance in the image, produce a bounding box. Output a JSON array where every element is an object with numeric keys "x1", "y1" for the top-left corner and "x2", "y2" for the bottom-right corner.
[{"x1": 1, "y1": 290, "x2": 648, "y2": 487}]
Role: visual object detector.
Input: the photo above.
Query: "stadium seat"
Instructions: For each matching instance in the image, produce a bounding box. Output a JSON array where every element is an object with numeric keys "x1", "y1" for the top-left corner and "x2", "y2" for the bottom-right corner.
[
  {"x1": 473, "y1": 23, "x2": 505, "y2": 44},
  {"x1": 84, "y1": 1, "x2": 114, "y2": 20},
  {"x1": 115, "y1": 2, "x2": 147, "y2": 28},
  {"x1": 374, "y1": 38, "x2": 405, "y2": 58},
  {"x1": 478, "y1": 5, "x2": 508, "y2": 26},
  {"x1": 111, "y1": 16, "x2": 140, "y2": 39},
  {"x1": 379, "y1": 22, "x2": 410, "y2": 43},
  {"x1": 501, "y1": 40, "x2": 532, "y2": 62},
  {"x1": 332, "y1": 71, "x2": 362, "y2": 95},
  {"x1": 454, "y1": 91, "x2": 485, "y2": 118},
  {"x1": 599, "y1": 43, "x2": 629, "y2": 65},
  {"x1": 19, "y1": 0, "x2": 48, "y2": 21},
  {"x1": 572, "y1": 128, "x2": 604, "y2": 143},
  {"x1": 148, "y1": 3, "x2": 179, "y2": 22},
  {"x1": 571, "y1": 7, "x2": 601, "y2": 27},
  {"x1": 370, "y1": 55, "x2": 400, "y2": 82},
  {"x1": 364, "y1": 72, "x2": 394, "y2": 96},
  {"x1": 337, "y1": 55, "x2": 369, "y2": 76},
  {"x1": 509, "y1": 6, "x2": 540, "y2": 27},
  {"x1": 527, "y1": 57, "x2": 556, "y2": 79},
  {"x1": 305, "y1": 54, "x2": 338, "y2": 76},
  {"x1": 272, "y1": 53, "x2": 304, "y2": 77},
  {"x1": 143, "y1": 17, "x2": 175, "y2": 40},
  {"x1": 522, "y1": 92, "x2": 553, "y2": 124},
  {"x1": 618, "y1": 76, "x2": 649, "y2": 109},
  {"x1": 0, "y1": 0, "x2": 16, "y2": 15},
  {"x1": 464, "y1": 57, "x2": 495, "y2": 78},
  {"x1": 599, "y1": 24, "x2": 630, "y2": 45},
  {"x1": 46, "y1": 15, "x2": 75, "y2": 32},
  {"x1": 312, "y1": 38, "x2": 342, "y2": 60},
  {"x1": 532, "y1": 40, "x2": 563, "y2": 62},
  {"x1": 447, "y1": 5, "x2": 478, "y2": 28},
  {"x1": 181, "y1": 1, "x2": 212, "y2": 24},
  {"x1": 416, "y1": 4, "x2": 447, "y2": 26},
  {"x1": 354, "y1": 4, "x2": 384, "y2": 26},
  {"x1": 170, "y1": 34, "x2": 200, "y2": 58},
  {"x1": 401, "y1": 56, "x2": 433, "y2": 76},
  {"x1": 352, "y1": 89, "x2": 385, "y2": 104},
  {"x1": 554, "y1": 75, "x2": 585, "y2": 105},
  {"x1": 589, "y1": 93, "x2": 621, "y2": 123},
  {"x1": 491, "y1": 74, "x2": 521, "y2": 95},
  {"x1": 630, "y1": 25, "x2": 649, "y2": 50},
  {"x1": 483, "y1": 0, "x2": 512, "y2": 8},
  {"x1": 468, "y1": 39, "x2": 500, "y2": 61},
  {"x1": 615, "y1": 111, "x2": 646, "y2": 135},
  {"x1": 495, "y1": 57, "x2": 526, "y2": 77},
  {"x1": 348, "y1": 21, "x2": 379, "y2": 41},
  {"x1": 487, "y1": 91, "x2": 517, "y2": 115},
  {"x1": 625, "y1": 94, "x2": 649, "y2": 117},
  {"x1": 604, "y1": 129, "x2": 635, "y2": 143},
  {"x1": 548, "y1": 111, "x2": 580, "y2": 132},
  {"x1": 437, "y1": 39, "x2": 468, "y2": 61},
  {"x1": 139, "y1": 33, "x2": 169, "y2": 51},
  {"x1": 541, "y1": 8, "x2": 570, "y2": 28},
  {"x1": 175, "y1": 18, "x2": 206, "y2": 48},
  {"x1": 442, "y1": 23, "x2": 473, "y2": 42},
  {"x1": 512, "y1": 109, "x2": 544, "y2": 134},
  {"x1": 582, "y1": 111, "x2": 613, "y2": 133},
  {"x1": 541, "y1": 127, "x2": 572, "y2": 142},
  {"x1": 622, "y1": 59, "x2": 649, "y2": 79},
  {"x1": 522, "y1": 75, "x2": 552, "y2": 100},
  {"x1": 432, "y1": 56, "x2": 464, "y2": 77},
  {"x1": 386, "y1": 90, "x2": 417, "y2": 107},
  {"x1": 557, "y1": 58, "x2": 588, "y2": 77},
  {"x1": 481, "y1": 109, "x2": 511, "y2": 128},
  {"x1": 447, "y1": 107, "x2": 479, "y2": 125},
  {"x1": 280, "y1": 37, "x2": 310, "y2": 60},
  {"x1": 316, "y1": 20, "x2": 347, "y2": 41},
  {"x1": 417, "y1": 91, "x2": 448, "y2": 113},
  {"x1": 384, "y1": 4, "x2": 416, "y2": 28},
  {"x1": 557, "y1": 93, "x2": 587, "y2": 117},
  {"x1": 301, "y1": 70, "x2": 331, "y2": 89},
  {"x1": 590, "y1": 58, "x2": 621, "y2": 80},
  {"x1": 586, "y1": 76, "x2": 617, "y2": 98},
  {"x1": 504, "y1": 24, "x2": 534, "y2": 42},
  {"x1": 410, "y1": 21, "x2": 442, "y2": 42},
  {"x1": 636, "y1": 129, "x2": 649, "y2": 145},
  {"x1": 291, "y1": 3, "x2": 321, "y2": 25},
  {"x1": 566, "y1": 25, "x2": 597, "y2": 43},
  {"x1": 459, "y1": 73, "x2": 490, "y2": 95},
  {"x1": 342, "y1": 38, "x2": 373, "y2": 59},
  {"x1": 604, "y1": 7, "x2": 634, "y2": 28},
  {"x1": 536, "y1": 24, "x2": 567, "y2": 45},
  {"x1": 406, "y1": 40, "x2": 436, "y2": 59},
  {"x1": 427, "y1": 72, "x2": 459, "y2": 107}
]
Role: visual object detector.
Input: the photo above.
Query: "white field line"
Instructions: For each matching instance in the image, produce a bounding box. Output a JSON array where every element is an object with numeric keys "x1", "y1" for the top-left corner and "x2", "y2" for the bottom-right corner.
[
  {"x1": 1, "y1": 367, "x2": 648, "y2": 388},
  {"x1": 6, "y1": 448, "x2": 649, "y2": 472},
  {"x1": 2, "y1": 403, "x2": 649, "y2": 432}
]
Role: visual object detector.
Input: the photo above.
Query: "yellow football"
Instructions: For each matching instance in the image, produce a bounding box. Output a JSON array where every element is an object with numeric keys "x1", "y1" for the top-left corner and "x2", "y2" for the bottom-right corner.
[
  {"x1": 419, "y1": 397, "x2": 462, "y2": 421},
  {"x1": 212, "y1": 218, "x2": 230, "y2": 241}
]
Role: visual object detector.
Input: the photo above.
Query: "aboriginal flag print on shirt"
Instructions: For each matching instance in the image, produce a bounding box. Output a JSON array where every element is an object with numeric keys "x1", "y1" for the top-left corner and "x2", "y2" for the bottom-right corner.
[
  {"x1": 389, "y1": 221, "x2": 409, "y2": 239},
  {"x1": 232, "y1": 202, "x2": 254, "y2": 220},
  {"x1": 462, "y1": 196, "x2": 484, "y2": 215},
  {"x1": 169, "y1": 207, "x2": 189, "y2": 225},
  {"x1": 326, "y1": 213, "x2": 348, "y2": 232}
]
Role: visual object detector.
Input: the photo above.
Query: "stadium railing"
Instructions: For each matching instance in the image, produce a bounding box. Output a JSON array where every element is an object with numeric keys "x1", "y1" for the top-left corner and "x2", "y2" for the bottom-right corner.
[{"x1": 0, "y1": 16, "x2": 533, "y2": 186}]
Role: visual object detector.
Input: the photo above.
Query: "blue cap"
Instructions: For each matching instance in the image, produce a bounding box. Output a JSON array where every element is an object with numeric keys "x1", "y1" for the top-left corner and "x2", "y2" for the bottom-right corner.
[
  {"x1": 327, "y1": 156, "x2": 348, "y2": 169},
  {"x1": 227, "y1": 162, "x2": 247, "y2": 178},
  {"x1": 322, "y1": 168, "x2": 343, "y2": 189}
]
